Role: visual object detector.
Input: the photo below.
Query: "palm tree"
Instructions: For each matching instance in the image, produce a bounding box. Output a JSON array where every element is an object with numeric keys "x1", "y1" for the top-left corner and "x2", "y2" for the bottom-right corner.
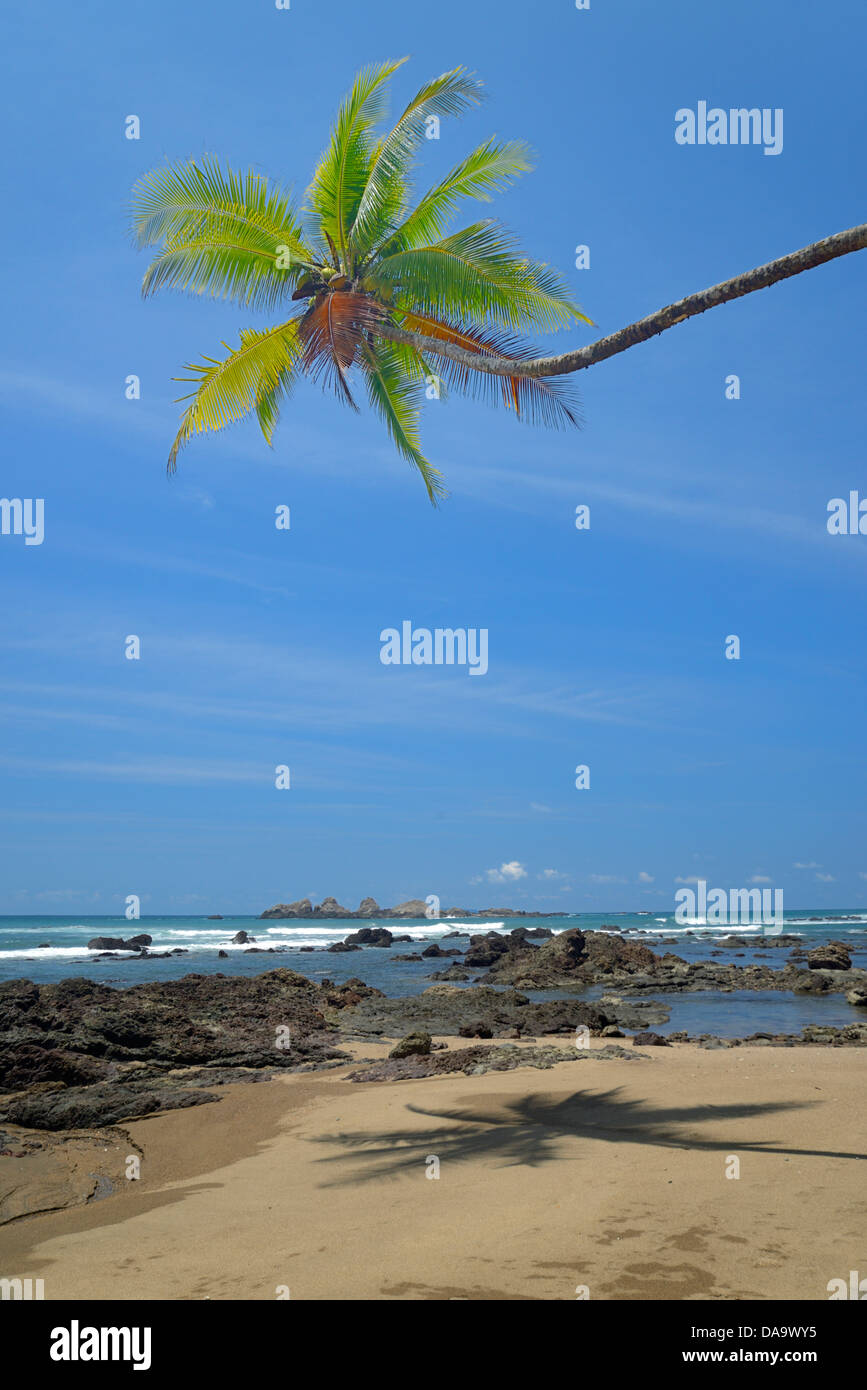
[
  {"x1": 131, "y1": 58, "x2": 591, "y2": 504},
  {"x1": 132, "y1": 59, "x2": 867, "y2": 506}
]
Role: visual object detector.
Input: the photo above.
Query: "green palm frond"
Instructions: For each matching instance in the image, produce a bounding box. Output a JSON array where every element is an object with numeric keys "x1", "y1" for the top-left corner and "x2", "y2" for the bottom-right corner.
[
  {"x1": 254, "y1": 362, "x2": 300, "y2": 446},
  {"x1": 132, "y1": 159, "x2": 315, "y2": 310},
  {"x1": 373, "y1": 137, "x2": 533, "y2": 257},
  {"x1": 306, "y1": 58, "x2": 408, "y2": 271},
  {"x1": 168, "y1": 321, "x2": 302, "y2": 470},
  {"x1": 360, "y1": 338, "x2": 447, "y2": 505},
  {"x1": 349, "y1": 66, "x2": 484, "y2": 256},
  {"x1": 368, "y1": 220, "x2": 591, "y2": 331}
]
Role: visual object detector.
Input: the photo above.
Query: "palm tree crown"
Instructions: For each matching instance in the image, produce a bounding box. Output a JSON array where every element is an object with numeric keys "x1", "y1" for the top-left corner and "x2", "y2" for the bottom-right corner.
[{"x1": 131, "y1": 59, "x2": 591, "y2": 503}]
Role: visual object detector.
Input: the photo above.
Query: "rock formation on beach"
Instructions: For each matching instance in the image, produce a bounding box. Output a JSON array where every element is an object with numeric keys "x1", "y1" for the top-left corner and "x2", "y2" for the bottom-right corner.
[
  {"x1": 0, "y1": 970, "x2": 366, "y2": 1130},
  {"x1": 467, "y1": 927, "x2": 867, "y2": 998}
]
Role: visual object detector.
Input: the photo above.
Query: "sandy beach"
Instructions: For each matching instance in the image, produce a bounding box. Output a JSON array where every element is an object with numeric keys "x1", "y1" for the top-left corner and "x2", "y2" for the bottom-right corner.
[{"x1": 2, "y1": 1038, "x2": 864, "y2": 1302}]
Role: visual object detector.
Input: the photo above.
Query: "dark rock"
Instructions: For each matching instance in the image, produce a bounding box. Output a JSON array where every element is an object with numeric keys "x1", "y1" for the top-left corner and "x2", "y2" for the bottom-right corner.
[
  {"x1": 632, "y1": 1032, "x2": 669, "y2": 1046},
  {"x1": 0, "y1": 968, "x2": 353, "y2": 1129},
  {"x1": 335, "y1": 985, "x2": 612, "y2": 1041},
  {"x1": 463, "y1": 932, "x2": 526, "y2": 968},
  {"x1": 388, "y1": 1031, "x2": 433, "y2": 1059},
  {"x1": 807, "y1": 944, "x2": 851, "y2": 971},
  {"x1": 86, "y1": 937, "x2": 144, "y2": 952},
  {"x1": 327, "y1": 941, "x2": 361, "y2": 953},
  {"x1": 231, "y1": 931, "x2": 252, "y2": 944},
  {"x1": 217, "y1": 951, "x2": 228, "y2": 959},
  {"x1": 793, "y1": 970, "x2": 831, "y2": 993},
  {"x1": 427, "y1": 965, "x2": 471, "y2": 981},
  {"x1": 348, "y1": 1042, "x2": 648, "y2": 1084},
  {"x1": 344, "y1": 927, "x2": 393, "y2": 947}
]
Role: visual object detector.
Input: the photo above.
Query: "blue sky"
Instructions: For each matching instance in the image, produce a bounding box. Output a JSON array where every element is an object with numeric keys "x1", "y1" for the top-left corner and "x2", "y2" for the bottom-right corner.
[{"x1": 0, "y1": 0, "x2": 864, "y2": 915}]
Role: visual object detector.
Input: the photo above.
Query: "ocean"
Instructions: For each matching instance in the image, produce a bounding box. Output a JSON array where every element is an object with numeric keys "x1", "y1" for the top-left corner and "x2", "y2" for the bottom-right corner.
[{"x1": 1, "y1": 910, "x2": 865, "y2": 1037}]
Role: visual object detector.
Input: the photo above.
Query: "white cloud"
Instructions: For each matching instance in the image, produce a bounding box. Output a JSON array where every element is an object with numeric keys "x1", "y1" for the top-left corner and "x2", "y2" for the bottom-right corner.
[
  {"x1": 793, "y1": 862, "x2": 821, "y2": 870},
  {"x1": 815, "y1": 872, "x2": 836, "y2": 883},
  {"x1": 749, "y1": 875, "x2": 772, "y2": 884},
  {"x1": 530, "y1": 803, "x2": 552, "y2": 814},
  {"x1": 675, "y1": 875, "x2": 704, "y2": 884},
  {"x1": 589, "y1": 873, "x2": 626, "y2": 885},
  {"x1": 637, "y1": 871, "x2": 654, "y2": 883},
  {"x1": 538, "y1": 868, "x2": 566, "y2": 880},
  {"x1": 483, "y1": 861, "x2": 527, "y2": 884}
]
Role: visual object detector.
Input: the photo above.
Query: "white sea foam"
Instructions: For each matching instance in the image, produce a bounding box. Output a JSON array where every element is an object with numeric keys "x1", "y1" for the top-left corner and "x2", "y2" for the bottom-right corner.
[{"x1": 0, "y1": 946, "x2": 113, "y2": 960}]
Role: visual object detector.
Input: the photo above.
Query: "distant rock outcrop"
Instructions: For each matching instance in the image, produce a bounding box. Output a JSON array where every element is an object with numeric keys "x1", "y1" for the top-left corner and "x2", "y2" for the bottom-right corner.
[
  {"x1": 383, "y1": 899, "x2": 429, "y2": 918},
  {"x1": 259, "y1": 896, "x2": 569, "y2": 920},
  {"x1": 260, "y1": 899, "x2": 313, "y2": 920},
  {"x1": 314, "y1": 897, "x2": 353, "y2": 918}
]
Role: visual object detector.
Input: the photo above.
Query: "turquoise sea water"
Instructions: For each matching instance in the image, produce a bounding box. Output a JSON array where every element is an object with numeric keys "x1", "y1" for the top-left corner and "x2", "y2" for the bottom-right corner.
[{"x1": 2, "y1": 910, "x2": 866, "y2": 1036}]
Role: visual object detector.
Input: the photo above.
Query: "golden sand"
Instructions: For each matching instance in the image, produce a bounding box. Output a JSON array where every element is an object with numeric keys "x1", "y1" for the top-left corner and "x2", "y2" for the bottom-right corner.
[{"x1": 2, "y1": 1040, "x2": 864, "y2": 1301}]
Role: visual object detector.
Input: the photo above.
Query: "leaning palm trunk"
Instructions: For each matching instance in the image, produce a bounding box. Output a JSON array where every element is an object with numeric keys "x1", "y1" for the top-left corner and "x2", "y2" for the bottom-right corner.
[
  {"x1": 131, "y1": 59, "x2": 866, "y2": 505},
  {"x1": 376, "y1": 224, "x2": 867, "y2": 379}
]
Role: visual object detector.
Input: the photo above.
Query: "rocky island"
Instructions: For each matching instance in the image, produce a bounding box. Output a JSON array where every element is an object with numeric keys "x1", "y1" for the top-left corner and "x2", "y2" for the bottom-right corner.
[{"x1": 259, "y1": 895, "x2": 567, "y2": 919}]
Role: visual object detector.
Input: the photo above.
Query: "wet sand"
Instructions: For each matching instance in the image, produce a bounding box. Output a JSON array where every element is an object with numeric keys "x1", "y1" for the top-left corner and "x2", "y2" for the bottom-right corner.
[{"x1": 2, "y1": 1040, "x2": 865, "y2": 1301}]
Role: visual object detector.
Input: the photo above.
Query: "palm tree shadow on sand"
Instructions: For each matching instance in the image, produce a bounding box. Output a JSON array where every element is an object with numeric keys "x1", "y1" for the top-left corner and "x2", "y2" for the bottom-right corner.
[{"x1": 307, "y1": 1086, "x2": 866, "y2": 1187}]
